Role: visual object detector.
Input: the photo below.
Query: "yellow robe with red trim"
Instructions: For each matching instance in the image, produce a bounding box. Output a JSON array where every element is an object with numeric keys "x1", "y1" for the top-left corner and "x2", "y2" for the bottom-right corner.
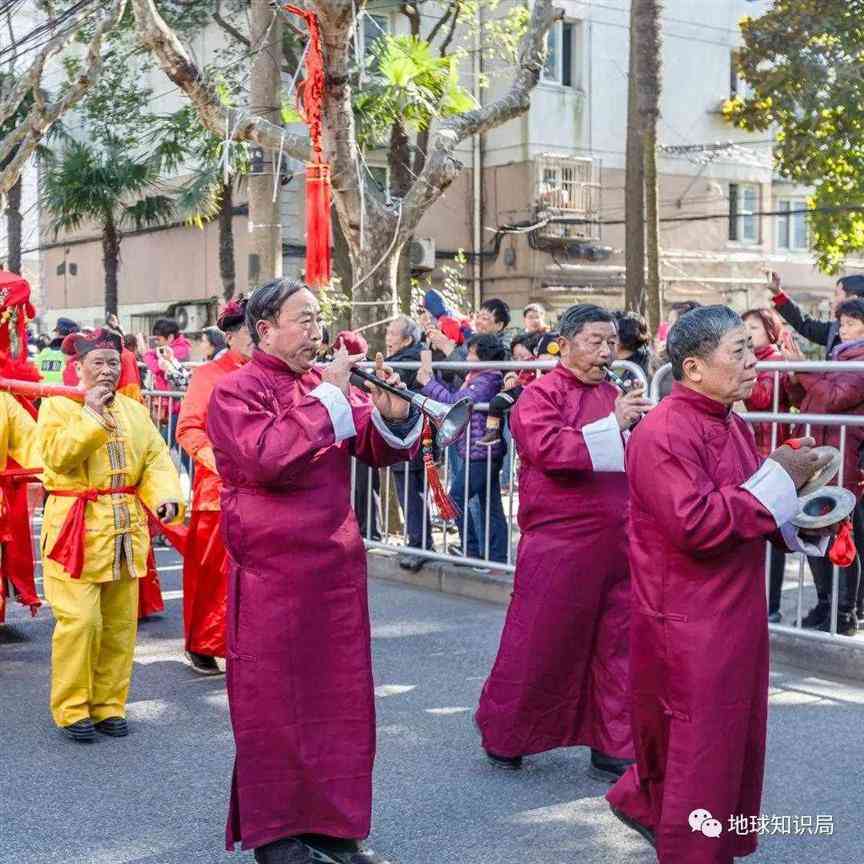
[{"x1": 37, "y1": 394, "x2": 183, "y2": 583}]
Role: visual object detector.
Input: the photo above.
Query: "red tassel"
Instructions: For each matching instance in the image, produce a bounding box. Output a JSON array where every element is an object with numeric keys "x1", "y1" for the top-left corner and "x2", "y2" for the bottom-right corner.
[
  {"x1": 422, "y1": 418, "x2": 458, "y2": 521},
  {"x1": 283, "y1": 4, "x2": 332, "y2": 288},
  {"x1": 304, "y1": 162, "x2": 332, "y2": 289},
  {"x1": 829, "y1": 518, "x2": 857, "y2": 568}
]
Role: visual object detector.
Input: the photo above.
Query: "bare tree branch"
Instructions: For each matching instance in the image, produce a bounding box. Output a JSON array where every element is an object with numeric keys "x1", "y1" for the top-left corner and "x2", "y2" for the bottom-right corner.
[
  {"x1": 436, "y1": 1, "x2": 461, "y2": 55},
  {"x1": 0, "y1": 0, "x2": 106, "y2": 128},
  {"x1": 400, "y1": 0, "x2": 556, "y2": 237},
  {"x1": 213, "y1": 0, "x2": 250, "y2": 47},
  {"x1": 131, "y1": 0, "x2": 310, "y2": 162},
  {"x1": 0, "y1": 0, "x2": 130, "y2": 195},
  {"x1": 426, "y1": 0, "x2": 455, "y2": 47}
]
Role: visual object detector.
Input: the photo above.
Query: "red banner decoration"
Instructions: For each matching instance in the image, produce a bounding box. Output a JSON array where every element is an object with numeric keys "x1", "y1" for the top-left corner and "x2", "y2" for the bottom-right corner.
[{"x1": 284, "y1": 4, "x2": 332, "y2": 289}]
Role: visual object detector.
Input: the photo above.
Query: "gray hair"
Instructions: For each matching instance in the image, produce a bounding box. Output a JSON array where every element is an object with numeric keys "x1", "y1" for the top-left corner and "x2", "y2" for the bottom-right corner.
[
  {"x1": 667, "y1": 305, "x2": 742, "y2": 381},
  {"x1": 246, "y1": 278, "x2": 308, "y2": 345},
  {"x1": 558, "y1": 303, "x2": 615, "y2": 339},
  {"x1": 392, "y1": 314, "x2": 422, "y2": 346}
]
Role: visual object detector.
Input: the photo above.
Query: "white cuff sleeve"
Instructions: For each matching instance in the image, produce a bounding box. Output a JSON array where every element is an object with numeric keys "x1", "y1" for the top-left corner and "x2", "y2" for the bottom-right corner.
[
  {"x1": 582, "y1": 412, "x2": 625, "y2": 472},
  {"x1": 371, "y1": 410, "x2": 424, "y2": 449},
  {"x1": 780, "y1": 522, "x2": 831, "y2": 557},
  {"x1": 741, "y1": 458, "x2": 799, "y2": 527},
  {"x1": 310, "y1": 382, "x2": 357, "y2": 443}
]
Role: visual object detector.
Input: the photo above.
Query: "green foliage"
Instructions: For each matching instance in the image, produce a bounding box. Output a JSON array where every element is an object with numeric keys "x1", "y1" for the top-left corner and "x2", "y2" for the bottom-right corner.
[
  {"x1": 42, "y1": 138, "x2": 173, "y2": 235},
  {"x1": 725, "y1": 0, "x2": 864, "y2": 272},
  {"x1": 354, "y1": 34, "x2": 477, "y2": 150}
]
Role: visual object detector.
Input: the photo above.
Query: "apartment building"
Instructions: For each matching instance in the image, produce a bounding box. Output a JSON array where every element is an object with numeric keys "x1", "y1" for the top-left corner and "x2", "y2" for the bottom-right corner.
[{"x1": 35, "y1": 0, "x2": 851, "y2": 332}]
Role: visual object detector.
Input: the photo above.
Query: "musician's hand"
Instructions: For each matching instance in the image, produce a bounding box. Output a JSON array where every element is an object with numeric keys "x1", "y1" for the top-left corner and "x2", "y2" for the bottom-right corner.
[
  {"x1": 321, "y1": 346, "x2": 355, "y2": 396},
  {"x1": 84, "y1": 383, "x2": 115, "y2": 417},
  {"x1": 156, "y1": 502, "x2": 179, "y2": 523},
  {"x1": 366, "y1": 353, "x2": 410, "y2": 420},
  {"x1": 614, "y1": 386, "x2": 652, "y2": 429},
  {"x1": 768, "y1": 437, "x2": 833, "y2": 490},
  {"x1": 799, "y1": 524, "x2": 839, "y2": 540},
  {"x1": 416, "y1": 349, "x2": 434, "y2": 386}
]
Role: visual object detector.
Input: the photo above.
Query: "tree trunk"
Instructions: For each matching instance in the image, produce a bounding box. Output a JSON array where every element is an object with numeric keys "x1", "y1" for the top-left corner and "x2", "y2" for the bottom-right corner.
[
  {"x1": 643, "y1": 132, "x2": 661, "y2": 335},
  {"x1": 4, "y1": 174, "x2": 22, "y2": 274},
  {"x1": 102, "y1": 216, "x2": 121, "y2": 317},
  {"x1": 635, "y1": 0, "x2": 662, "y2": 333},
  {"x1": 625, "y1": 0, "x2": 645, "y2": 313},
  {"x1": 247, "y1": 0, "x2": 283, "y2": 287},
  {"x1": 351, "y1": 238, "x2": 402, "y2": 338},
  {"x1": 218, "y1": 179, "x2": 236, "y2": 301}
]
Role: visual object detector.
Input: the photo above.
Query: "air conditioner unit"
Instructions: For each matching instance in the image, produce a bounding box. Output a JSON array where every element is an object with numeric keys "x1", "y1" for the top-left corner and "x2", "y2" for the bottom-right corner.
[
  {"x1": 173, "y1": 304, "x2": 210, "y2": 332},
  {"x1": 409, "y1": 238, "x2": 436, "y2": 271}
]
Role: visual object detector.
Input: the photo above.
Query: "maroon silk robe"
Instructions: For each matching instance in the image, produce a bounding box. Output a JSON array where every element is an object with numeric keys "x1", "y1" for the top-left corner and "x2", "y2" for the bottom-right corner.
[
  {"x1": 207, "y1": 350, "x2": 421, "y2": 851},
  {"x1": 475, "y1": 365, "x2": 633, "y2": 760},
  {"x1": 607, "y1": 383, "x2": 810, "y2": 864}
]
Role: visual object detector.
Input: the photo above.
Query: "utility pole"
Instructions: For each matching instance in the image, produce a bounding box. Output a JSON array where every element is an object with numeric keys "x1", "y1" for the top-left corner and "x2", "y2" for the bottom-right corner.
[
  {"x1": 624, "y1": 2, "x2": 645, "y2": 315},
  {"x1": 247, "y1": 0, "x2": 283, "y2": 287}
]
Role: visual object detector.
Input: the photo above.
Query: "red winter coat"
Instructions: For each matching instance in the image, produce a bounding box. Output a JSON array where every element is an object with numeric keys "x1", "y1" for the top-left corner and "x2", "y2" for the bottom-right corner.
[
  {"x1": 787, "y1": 341, "x2": 864, "y2": 497},
  {"x1": 744, "y1": 344, "x2": 794, "y2": 457}
]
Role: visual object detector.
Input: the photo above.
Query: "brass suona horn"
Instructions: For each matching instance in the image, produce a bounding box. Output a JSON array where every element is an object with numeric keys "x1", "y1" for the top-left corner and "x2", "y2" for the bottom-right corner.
[{"x1": 349, "y1": 367, "x2": 473, "y2": 448}]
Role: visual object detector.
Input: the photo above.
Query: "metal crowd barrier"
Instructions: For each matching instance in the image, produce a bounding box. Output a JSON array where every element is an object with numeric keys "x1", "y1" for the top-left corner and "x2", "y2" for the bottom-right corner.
[
  {"x1": 146, "y1": 356, "x2": 864, "y2": 646},
  {"x1": 355, "y1": 359, "x2": 648, "y2": 574}
]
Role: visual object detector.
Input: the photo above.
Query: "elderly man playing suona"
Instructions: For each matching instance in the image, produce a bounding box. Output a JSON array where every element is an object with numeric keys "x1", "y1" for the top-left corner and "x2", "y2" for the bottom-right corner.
[
  {"x1": 475, "y1": 304, "x2": 651, "y2": 780},
  {"x1": 607, "y1": 306, "x2": 834, "y2": 864},
  {"x1": 37, "y1": 329, "x2": 183, "y2": 742},
  {"x1": 206, "y1": 279, "x2": 423, "y2": 864},
  {"x1": 175, "y1": 297, "x2": 254, "y2": 674}
]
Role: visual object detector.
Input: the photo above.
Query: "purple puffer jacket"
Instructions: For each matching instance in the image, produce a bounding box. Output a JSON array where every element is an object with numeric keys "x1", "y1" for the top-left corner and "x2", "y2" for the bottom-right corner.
[{"x1": 421, "y1": 370, "x2": 505, "y2": 461}]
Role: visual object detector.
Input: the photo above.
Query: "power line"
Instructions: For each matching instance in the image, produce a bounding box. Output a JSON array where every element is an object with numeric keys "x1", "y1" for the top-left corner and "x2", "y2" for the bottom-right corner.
[{"x1": 589, "y1": 204, "x2": 859, "y2": 228}]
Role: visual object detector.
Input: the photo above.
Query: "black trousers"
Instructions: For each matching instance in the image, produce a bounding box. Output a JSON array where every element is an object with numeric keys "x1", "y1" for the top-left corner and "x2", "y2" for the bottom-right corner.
[
  {"x1": 768, "y1": 545, "x2": 786, "y2": 616},
  {"x1": 393, "y1": 465, "x2": 433, "y2": 550},
  {"x1": 353, "y1": 460, "x2": 381, "y2": 541},
  {"x1": 807, "y1": 499, "x2": 864, "y2": 613}
]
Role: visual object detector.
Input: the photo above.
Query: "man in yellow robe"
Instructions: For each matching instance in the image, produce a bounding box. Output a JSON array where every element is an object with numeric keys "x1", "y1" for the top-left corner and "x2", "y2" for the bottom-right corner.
[
  {"x1": 37, "y1": 329, "x2": 183, "y2": 742},
  {"x1": 0, "y1": 390, "x2": 41, "y2": 622}
]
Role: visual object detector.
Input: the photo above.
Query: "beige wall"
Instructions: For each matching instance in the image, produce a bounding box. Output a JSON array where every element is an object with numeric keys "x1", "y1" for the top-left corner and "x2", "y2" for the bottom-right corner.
[
  {"x1": 41, "y1": 214, "x2": 250, "y2": 323},
  {"x1": 417, "y1": 159, "x2": 851, "y2": 320}
]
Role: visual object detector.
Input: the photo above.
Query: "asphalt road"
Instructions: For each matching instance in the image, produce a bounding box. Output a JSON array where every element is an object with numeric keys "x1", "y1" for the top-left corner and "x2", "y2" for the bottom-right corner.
[{"x1": 1, "y1": 546, "x2": 863, "y2": 864}]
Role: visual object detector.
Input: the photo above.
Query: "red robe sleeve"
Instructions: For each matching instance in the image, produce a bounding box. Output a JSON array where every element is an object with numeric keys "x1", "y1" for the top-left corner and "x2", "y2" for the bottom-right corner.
[
  {"x1": 207, "y1": 380, "x2": 340, "y2": 486},
  {"x1": 633, "y1": 413, "x2": 789, "y2": 558},
  {"x1": 176, "y1": 365, "x2": 217, "y2": 470},
  {"x1": 348, "y1": 395, "x2": 422, "y2": 468},
  {"x1": 511, "y1": 383, "x2": 622, "y2": 474}
]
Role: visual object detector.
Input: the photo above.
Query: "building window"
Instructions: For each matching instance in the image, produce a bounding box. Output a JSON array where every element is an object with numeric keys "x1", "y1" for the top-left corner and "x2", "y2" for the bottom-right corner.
[
  {"x1": 729, "y1": 49, "x2": 753, "y2": 99},
  {"x1": 356, "y1": 13, "x2": 389, "y2": 69},
  {"x1": 729, "y1": 182, "x2": 760, "y2": 244},
  {"x1": 542, "y1": 21, "x2": 577, "y2": 87},
  {"x1": 776, "y1": 198, "x2": 809, "y2": 251}
]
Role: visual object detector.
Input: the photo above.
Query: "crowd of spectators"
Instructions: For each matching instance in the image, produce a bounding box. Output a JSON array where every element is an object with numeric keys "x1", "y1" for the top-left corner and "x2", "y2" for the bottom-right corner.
[{"x1": 23, "y1": 273, "x2": 864, "y2": 634}]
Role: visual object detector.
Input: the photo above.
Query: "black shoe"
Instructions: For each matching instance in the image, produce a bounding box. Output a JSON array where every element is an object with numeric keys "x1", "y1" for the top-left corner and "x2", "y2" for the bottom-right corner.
[
  {"x1": 60, "y1": 718, "x2": 95, "y2": 742},
  {"x1": 589, "y1": 749, "x2": 635, "y2": 783},
  {"x1": 95, "y1": 716, "x2": 129, "y2": 737},
  {"x1": 185, "y1": 651, "x2": 223, "y2": 675},
  {"x1": 801, "y1": 603, "x2": 830, "y2": 629},
  {"x1": 610, "y1": 804, "x2": 656, "y2": 848},
  {"x1": 255, "y1": 837, "x2": 396, "y2": 864},
  {"x1": 397, "y1": 553, "x2": 425, "y2": 573},
  {"x1": 767, "y1": 611, "x2": 782, "y2": 624},
  {"x1": 485, "y1": 750, "x2": 523, "y2": 770},
  {"x1": 819, "y1": 611, "x2": 859, "y2": 637}
]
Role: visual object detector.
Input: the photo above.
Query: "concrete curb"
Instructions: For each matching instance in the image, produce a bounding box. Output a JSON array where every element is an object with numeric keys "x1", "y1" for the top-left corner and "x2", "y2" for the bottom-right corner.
[{"x1": 368, "y1": 550, "x2": 864, "y2": 682}]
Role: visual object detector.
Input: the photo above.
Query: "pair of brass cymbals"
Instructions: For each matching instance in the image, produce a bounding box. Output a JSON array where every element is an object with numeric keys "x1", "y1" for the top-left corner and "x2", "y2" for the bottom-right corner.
[{"x1": 791, "y1": 446, "x2": 856, "y2": 530}]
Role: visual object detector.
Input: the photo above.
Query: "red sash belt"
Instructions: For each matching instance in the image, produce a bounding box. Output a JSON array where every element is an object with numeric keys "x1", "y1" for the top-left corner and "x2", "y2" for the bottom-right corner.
[{"x1": 47, "y1": 485, "x2": 138, "y2": 579}]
